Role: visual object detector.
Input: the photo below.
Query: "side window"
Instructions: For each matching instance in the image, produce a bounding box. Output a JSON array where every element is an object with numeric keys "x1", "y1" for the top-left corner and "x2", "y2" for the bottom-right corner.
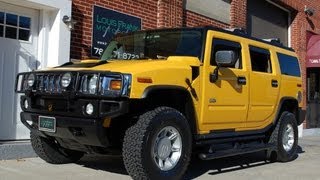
[
  {"x1": 211, "y1": 39, "x2": 242, "y2": 69},
  {"x1": 249, "y1": 46, "x2": 272, "y2": 73},
  {"x1": 277, "y1": 53, "x2": 301, "y2": 77}
]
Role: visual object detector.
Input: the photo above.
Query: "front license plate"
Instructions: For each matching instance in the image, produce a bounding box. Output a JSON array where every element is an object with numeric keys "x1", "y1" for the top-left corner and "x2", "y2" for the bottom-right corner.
[{"x1": 38, "y1": 116, "x2": 56, "y2": 133}]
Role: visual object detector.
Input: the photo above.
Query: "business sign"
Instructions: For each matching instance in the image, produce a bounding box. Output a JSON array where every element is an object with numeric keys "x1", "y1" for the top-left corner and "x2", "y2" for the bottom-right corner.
[{"x1": 91, "y1": 6, "x2": 142, "y2": 57}]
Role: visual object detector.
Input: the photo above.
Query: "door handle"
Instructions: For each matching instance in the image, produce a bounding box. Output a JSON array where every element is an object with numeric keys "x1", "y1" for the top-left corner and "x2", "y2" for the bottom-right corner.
[
  {"x1": 237, "y1": 76, "x2": 246, "y2": 85},
  {"x1": 271, "y1": 80, "x2": 278, "y2": 88}
]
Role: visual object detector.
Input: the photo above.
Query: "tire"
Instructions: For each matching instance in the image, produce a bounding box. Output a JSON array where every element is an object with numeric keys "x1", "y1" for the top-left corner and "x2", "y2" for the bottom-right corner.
[
  {"x1": 30, "y1": 132, "x2": 84, "y2": 164},
  {"x1": 122, "y1": 107, "x2": 192, "y2": 180},
  {"x1": 268, "y1": 111, "x2": 298, "y2": 162}
]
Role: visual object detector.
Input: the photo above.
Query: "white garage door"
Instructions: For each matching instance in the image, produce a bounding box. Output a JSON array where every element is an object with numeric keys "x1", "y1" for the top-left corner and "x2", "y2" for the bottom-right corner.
[{"x1": 0, "y1": 2, "x2": 39, "y2": 140}]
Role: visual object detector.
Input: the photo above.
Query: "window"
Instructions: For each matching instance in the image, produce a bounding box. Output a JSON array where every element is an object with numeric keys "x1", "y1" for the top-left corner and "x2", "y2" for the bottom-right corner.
[
  {"x1": 211, "y1": 39, "x2": 242, "y2": 69},
  {"x1": 0, "y1": 11, "x2": 31, "y2": 41},
  {"x1": 277, "y1": 53, "x2": 301, "y2": 77},
  {"x1": 186, "y1": 0, "x2": 231, "y2": 24},
  {"x1": 249, "y1": 46, "x2": 272, "y2": 73}
]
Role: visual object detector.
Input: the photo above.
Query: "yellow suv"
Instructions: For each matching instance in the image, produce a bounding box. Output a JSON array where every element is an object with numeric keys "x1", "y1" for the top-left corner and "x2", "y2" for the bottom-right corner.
[{"x1": 16, "y1": 26, "x2": 305, "y2": 179}]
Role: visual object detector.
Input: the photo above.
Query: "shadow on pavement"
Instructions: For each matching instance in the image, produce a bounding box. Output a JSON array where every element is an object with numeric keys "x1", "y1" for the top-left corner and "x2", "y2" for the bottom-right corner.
[
  {"x1": 77, "y1": 155, "x2": 128, "y2": 175},
  {"x1": 75, "y1": 145, "x2": 305, "y2": 179}
]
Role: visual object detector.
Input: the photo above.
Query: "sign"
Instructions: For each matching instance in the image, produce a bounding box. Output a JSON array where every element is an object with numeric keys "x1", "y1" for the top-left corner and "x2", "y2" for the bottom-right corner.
[{"x1": 91, "y1": 6, "x2": 142, "y2": 57}]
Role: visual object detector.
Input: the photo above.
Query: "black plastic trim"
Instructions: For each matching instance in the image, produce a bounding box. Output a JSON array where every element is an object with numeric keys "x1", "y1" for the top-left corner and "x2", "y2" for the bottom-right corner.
[
  {"x1": 273, "y1": 97, "x2": 299, "y2": 125},
  {"x1": 195, "y1": 124, "x2": 272, "y2": 140},
  {"x1": 298, "y1": 108, "x2": 306, "y2": 125},
  {"x1": 141, "y1": 85, "x2": 189, "y2": 99}
]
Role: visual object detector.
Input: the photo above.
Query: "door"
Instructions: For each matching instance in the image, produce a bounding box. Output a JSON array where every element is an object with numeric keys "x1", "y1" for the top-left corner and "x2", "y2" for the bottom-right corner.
[
  {"x1": 0, "y1": 2, "x2": 39, "y2": 140},
  {"x1": 200, "y1": 31, "x2": 249, "y2": 132},
  {"x1": 247, "y1": 45, "x2": 279, "y2": 128}
]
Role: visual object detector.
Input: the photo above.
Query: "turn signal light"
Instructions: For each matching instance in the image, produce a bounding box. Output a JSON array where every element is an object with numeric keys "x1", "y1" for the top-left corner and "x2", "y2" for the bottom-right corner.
[
  {"x1": 137, "y1": 77, "x2": 153, "y2": 83},
  {"x1": 110, "y1": 80, "x2": 122, "y2": 90}
]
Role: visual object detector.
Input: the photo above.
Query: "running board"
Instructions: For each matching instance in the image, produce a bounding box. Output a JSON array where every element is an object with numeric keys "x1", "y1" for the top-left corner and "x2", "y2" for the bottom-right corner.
[{"x1": 199, "y1": 144, "x2": 275, "y2": 160}]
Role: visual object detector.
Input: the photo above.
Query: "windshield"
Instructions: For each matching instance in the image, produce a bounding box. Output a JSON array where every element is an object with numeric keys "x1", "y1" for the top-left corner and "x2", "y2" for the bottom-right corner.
[{"x1": 100, "y1": 29, "x2": 203, "y2": 61}]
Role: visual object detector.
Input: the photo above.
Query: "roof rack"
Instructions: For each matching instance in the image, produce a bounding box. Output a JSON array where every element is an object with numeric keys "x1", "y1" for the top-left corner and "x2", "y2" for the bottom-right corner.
[
  {"x1": 224, "y1": 27, "x2": 247, "y2": 35},
  {"x1": 263, "y1": 38, "x2": 283, "y2": 46}
]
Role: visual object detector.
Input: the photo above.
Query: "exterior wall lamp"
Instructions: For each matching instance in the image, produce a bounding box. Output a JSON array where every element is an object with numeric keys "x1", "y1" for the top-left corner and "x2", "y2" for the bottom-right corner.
[
  {"x1": 62, "y1": 15, "x2": 77, "y2": 30},
  {"x1": 304, "y1": 6, "x2": 315, "y2": 16}
]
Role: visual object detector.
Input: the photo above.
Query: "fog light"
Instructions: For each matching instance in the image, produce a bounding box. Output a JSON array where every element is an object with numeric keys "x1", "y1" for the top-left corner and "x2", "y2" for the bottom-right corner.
[
  {"x1": 24, "y1": 99, "x2": 29, "y2": 109},
  {"x1": 86, "y1": 103, "x2": 94, "y2": 115}
]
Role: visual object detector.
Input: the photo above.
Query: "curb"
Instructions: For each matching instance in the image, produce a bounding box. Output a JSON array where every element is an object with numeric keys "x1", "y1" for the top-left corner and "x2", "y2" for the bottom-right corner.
[
  {"x1": 303, "y1": 128, "x2": 320, "y2": 137},
  {"x1": 0, "y1": 141, "x2": 37, "y2": 160}
]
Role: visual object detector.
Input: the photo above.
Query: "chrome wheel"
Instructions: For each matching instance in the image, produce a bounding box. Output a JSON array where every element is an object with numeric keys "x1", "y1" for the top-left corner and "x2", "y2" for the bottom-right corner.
[
  {"x1": 282, "y1": 124, "x2": 294, "y2": 152},
  {"x1": 152, "y1": 126, "x2": 182, "y2": 171}
]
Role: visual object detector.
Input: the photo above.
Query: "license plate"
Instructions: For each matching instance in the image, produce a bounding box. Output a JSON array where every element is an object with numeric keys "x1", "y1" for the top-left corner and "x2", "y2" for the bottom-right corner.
[{"x1": 38, "y1": 116, "x2": 56, "y2": 133}]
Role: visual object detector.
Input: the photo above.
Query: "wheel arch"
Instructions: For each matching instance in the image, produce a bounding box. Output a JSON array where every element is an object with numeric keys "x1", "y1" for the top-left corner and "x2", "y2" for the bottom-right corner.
[
  {"x1": 141, "y1": 85, "x2": 198, "y2": 136},
  {"x1": 273, "y1": 97, "x2": 299, "y2": 125}
]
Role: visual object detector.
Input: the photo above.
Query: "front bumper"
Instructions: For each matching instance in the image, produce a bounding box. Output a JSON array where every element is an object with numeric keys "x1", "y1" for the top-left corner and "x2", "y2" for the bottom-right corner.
[{"x1": 21, "y1": 112, "x2": 110, "y2": 147}]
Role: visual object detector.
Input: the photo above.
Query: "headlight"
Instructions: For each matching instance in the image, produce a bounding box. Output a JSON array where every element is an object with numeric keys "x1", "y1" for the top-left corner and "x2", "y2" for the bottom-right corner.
[
  {"x1": 61, "y1": 73, "x2": 72, "y2": 88},
  {"x1": 27, "y1": 74, "x2": 35, "y2": 87},
  {"x1": 85, "y1": 103, "x2": 94, "y2": 115},
  {"x1": 89, "y1": 75, "x2": 98, "y2": 94},
  {"x1": 79, "y1": 73, "x2": 131, "y2": 97}
]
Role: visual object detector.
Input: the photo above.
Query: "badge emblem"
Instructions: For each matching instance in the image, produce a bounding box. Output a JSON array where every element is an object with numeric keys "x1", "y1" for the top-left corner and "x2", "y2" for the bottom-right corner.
[{"x1": 48, "y1": 104, "x2": 53, "y2": 112}]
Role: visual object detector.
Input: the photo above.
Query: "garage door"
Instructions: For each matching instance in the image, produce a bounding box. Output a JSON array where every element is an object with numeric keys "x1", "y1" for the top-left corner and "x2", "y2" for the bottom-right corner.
[
  {"x1": 247, "y1": 0, "x2": 289, "y2": 46},
  {"x1": 0, "y1": 2, "x2": 39, "y2": 140}
]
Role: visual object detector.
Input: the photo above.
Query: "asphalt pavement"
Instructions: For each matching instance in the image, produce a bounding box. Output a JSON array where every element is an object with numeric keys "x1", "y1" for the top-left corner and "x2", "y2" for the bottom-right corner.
[{"x1": 0, "y1": 136, "x2": 319, "y2": 180}]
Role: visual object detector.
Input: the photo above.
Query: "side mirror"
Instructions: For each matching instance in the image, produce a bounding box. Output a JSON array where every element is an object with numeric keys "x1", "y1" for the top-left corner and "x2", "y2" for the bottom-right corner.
[
  {"x1": 210, "y1": 50, "x2": 237, "y2": 83},
  {"x1": 215, "y1": 50, "x2": 237, "y2": 67}
]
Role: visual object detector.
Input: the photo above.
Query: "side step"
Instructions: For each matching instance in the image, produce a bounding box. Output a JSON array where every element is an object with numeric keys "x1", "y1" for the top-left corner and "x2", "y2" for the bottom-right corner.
[{"x1": 199, "y1": 144, "x2": 275, "y2": 160}]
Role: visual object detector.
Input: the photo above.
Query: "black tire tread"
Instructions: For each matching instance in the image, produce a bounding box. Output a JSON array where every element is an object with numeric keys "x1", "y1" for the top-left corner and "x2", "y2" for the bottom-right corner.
[
  {"x1": 122, "y1": 107, "x2": 191, "y2": 180},
  {"x1": 30, "y1": 132, "x2": 83, "y2": 164}
]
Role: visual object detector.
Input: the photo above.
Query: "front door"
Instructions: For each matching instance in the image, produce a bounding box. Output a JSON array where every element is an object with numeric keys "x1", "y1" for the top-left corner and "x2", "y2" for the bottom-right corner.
[
  {"x1": 0, "y1": 2, "x2": 39, "y2": 140},
  {"x1": 200, "y1": 31, "x2": 249, "y2": 133}
]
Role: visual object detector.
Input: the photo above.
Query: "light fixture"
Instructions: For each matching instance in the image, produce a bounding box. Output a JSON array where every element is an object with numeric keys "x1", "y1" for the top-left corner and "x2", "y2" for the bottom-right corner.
[
  {"x1": 62, "y1": 15, "x2": 77, "y2": 30},
  {"x1": 304, "y1": 6, "x2": 315, "y2": 16}
]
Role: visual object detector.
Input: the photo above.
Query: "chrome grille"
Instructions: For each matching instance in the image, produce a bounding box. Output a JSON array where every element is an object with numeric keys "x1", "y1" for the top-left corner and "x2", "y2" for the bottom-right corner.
[{"x1": 36, "y1": 74, "x2": 64, "y2": 93}]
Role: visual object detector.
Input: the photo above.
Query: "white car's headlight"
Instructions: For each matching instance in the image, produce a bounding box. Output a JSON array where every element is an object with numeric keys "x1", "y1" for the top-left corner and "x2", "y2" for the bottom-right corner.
[
  {"x1": 89, "y1": 75, "x2": 98, "y2": 94},
  {"x1": 61, "y1": 73, "x2": 72, "y2": 88},
  {"x1": 27, "y1": 74, "x2": 35, "y2": 87}
]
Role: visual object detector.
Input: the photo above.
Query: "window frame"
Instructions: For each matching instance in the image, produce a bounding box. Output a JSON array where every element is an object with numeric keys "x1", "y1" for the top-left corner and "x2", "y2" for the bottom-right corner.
[
  {"x1": 249, "y1": 45, "x2": 272, "y2": 74},
  {"x1": 0, "y1": 11, "x2": 31, "y2": 42},
  {"x1": 277, "y1": 52, "x2": 301, "y2": 77}
]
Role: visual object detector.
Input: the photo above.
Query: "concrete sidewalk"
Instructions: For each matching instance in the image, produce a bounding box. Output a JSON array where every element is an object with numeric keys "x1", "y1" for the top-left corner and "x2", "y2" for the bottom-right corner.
[{"x1": 0, "y1": 136, "x2": 319, "y2": 180}]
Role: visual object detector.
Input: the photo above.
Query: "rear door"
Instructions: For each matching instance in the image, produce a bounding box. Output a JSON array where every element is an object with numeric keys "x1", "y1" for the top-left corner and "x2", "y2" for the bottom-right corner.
[{"x1": 247, "y1": 45, "x2": 280, "y2": 128}]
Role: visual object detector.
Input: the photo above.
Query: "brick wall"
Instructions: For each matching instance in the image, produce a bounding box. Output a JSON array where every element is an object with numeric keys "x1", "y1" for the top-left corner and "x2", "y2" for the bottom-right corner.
[
  {"x1": 271, "y1": 0, "x2": 320, "y2": 113},
  {"x1": 71, "y1": 0, "x2": 159, "y2": 59}
]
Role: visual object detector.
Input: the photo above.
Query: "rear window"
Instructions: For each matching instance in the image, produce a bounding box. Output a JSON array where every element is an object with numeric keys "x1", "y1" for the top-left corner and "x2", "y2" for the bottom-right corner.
[{"x1": 277, "y1": 53, "x2": 301, "y2": 77}]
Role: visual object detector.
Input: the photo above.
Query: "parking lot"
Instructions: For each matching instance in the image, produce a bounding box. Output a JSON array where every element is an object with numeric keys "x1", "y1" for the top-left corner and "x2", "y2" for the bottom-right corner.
[{"x1": 0, "y1": 136, "x2": 319, "y2": 180}]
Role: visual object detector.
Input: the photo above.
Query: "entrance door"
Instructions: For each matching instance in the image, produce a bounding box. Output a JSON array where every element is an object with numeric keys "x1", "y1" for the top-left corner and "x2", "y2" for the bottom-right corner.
[
  {"x1": 0, "y1": 2, "x2": 39, "y2": 140},
  {"x1": 306, "y1": 34, "x2": 320, "y2": 128}
]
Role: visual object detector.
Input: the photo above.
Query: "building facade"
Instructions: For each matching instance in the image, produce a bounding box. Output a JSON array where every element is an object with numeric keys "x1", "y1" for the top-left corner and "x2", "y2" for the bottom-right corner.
[
  {"x1": 0, "y1": 0, "x2": 72, "y2": 140},
  {"x1": 0, "y1": 0, "x2": 319, "y2": 141}
]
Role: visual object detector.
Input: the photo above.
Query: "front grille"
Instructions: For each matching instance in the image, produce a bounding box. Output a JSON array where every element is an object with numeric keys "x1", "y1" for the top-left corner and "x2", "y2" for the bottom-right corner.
[
  {"x1": 36, "y1": 74, "x2": 62, "y2": 93},
  {"x1": 33, "y1": 73, "x2": 76, "y2": 94}
]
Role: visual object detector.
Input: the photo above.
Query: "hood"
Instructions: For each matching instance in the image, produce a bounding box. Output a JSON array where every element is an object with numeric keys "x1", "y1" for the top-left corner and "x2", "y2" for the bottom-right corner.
[{"x1": 51, "y1": 56, "x2": 201, "y2": 74}]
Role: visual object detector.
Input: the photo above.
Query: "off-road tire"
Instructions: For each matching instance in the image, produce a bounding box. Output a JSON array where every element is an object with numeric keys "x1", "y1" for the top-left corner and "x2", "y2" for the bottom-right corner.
[
  {"x1": 30, "y1": 132, "x2": 84, "y2": 164},
  {"x1": 268, "y1": 111, "x2": 298, "y2": 162},
  {"x1": 122, "y1": 107, "x2": 192, "y2": 180}
]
